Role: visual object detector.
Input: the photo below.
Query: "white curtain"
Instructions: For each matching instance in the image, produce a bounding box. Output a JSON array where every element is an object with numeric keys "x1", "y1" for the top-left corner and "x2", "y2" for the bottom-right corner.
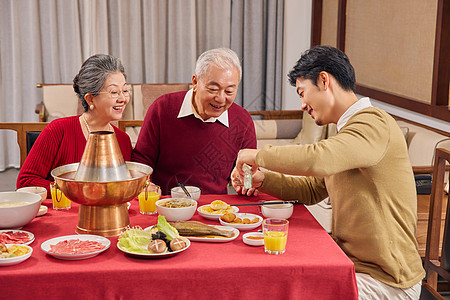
[{"x1": 0, "y1": 0, "x2": 284, "y2": 170}]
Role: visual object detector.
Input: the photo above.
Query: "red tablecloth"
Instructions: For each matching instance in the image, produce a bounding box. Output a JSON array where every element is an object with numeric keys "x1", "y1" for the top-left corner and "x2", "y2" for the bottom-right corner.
[{"x1": 1, "y1": 194, "x2": 357, "y2": 299}]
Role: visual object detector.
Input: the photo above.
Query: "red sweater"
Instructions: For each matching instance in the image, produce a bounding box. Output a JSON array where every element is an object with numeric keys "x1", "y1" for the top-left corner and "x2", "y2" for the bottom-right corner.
[
  {"x1": 132, "y1": 91, "x2": 256, "y2": 195},
  {"x1": 17, "y1": 115, "x2": 132, "y2": 198}
]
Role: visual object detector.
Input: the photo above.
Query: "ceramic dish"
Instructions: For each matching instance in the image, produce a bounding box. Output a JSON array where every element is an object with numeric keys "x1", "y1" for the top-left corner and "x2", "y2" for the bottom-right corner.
[
  {"x1": 117, "y1": 237, "x2": 190, "y2": 258},
  {"x1": 219, "y1": 213, "x2": 263, "y2": 231},
  {"x1": 197, "y1": 204, "x2": 239, "y2": 220},
  {"x1": 242, "y1": 232, "x2": 264, "y2": 246},
  {"x1": 37, "y1": 205, "x2": 48, "y2": 217},
  {"x1": 144, "y1": 225, "x2": 240, "y2": 243},
  {"x1": 0, "y1": 230, "x2": 35, "y2": 245},
  {"x1": 40, "y1": 234, "x2": 111, "y2": 260},
  {"x1": 0, "y1": 244, "x2": 33, "y2": 266}
]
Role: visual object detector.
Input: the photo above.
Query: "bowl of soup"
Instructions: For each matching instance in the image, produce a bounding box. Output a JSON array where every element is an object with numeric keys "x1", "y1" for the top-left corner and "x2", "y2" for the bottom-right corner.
[
  {"x1": 155, "y1": 198, "x2": 197, "y2": 221},
  {"x1": 0, "y1": 191, "x2": 41, "y2": 229}
]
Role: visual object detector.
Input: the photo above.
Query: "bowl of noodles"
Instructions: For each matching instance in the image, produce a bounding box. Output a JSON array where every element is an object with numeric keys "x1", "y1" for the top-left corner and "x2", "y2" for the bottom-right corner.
[
  {"x1": 155, "y1": 198, "x2": 197, "y2": 221},
  {"x1": 0, "y1": 191, "x2": 41, "y2": 229}
]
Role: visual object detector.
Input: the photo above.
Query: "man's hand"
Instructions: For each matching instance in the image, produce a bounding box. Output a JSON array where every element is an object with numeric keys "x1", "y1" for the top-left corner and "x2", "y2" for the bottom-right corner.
[{"x1": 231, "y1": 166, "x2": 264, "y2": 196}]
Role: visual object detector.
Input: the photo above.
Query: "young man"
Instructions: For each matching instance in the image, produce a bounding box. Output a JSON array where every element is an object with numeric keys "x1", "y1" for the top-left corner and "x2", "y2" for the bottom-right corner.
[
  {"x1": 232, "y1": 46, "x2": 424, "y2": 299},
  {"x1": 132, "y1": 48, "x2": 256, "y2": 195}
]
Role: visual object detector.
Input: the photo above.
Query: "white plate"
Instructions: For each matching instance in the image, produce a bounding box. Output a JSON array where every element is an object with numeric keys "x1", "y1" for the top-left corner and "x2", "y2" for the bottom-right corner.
[
  {"x1": 40, "y1": 235, "x2": 111, "y2": 260},
  {"x1": 219, "y1": 213, "x2": 263, "y2": 231},
  {"x1": 144, "y1": 225, "x2": 240, "y2": 243},
  {"x1": 0, "y1": 230, "x2": 35, "y2": 245},
  {"x1": 197, "y1": 205, "x2": 239, "y2": 220},
  {"x1": 183, "y1": 226, "x2": 240, "y2": 243},
  {"x1": 37, "y1": 205, "x2": 48, "y2": 217},
  {"x1": 0, "y1": 244, "x2": 33, "y2": 266},
  {"x1": 117, "y1": 237, "x2": 190, "y2": 258}
]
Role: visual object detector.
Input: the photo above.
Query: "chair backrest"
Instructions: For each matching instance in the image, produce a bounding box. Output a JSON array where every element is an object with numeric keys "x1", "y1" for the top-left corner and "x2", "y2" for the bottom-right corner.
[
  {"x1": 132, "y1": 83, "x2": 191, "y2": 119},
  {"x1": 422, "y1": 148, "x2": 450, "y2": 299},
  {"x1": 37, "y1": 84, "x2": 134, "y2": 122},
  {"x1": 0, "y1": 123, "x2": 49, "y2": 167}
]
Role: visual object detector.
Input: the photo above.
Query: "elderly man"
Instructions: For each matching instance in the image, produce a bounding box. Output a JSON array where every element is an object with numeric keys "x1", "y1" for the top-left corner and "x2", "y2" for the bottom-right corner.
[
  {"x1": 232, "y1": 46, "x2": 424, "y2": 299},
  {"x1": 132, "y1": 48, "x2": 256, "y2": 195}
]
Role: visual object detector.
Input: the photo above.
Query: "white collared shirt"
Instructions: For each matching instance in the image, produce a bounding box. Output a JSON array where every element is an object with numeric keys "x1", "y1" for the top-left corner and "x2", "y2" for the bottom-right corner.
[
  {"x1": 177, "y1": 89, "x2": 229, "y2": 127},
  {"x1": 336, "y1": 97, "x2": 373, "y2": 132}
]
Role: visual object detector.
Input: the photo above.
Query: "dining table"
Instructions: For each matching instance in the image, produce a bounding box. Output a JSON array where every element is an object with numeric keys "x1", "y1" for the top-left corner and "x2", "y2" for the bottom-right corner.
[{"x1": 1, "y1": 193, "x2": 358, "y2": 299}]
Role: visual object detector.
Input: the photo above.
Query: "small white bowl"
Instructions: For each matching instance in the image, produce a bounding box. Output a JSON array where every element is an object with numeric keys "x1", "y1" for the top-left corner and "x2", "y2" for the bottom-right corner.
[
  {"x1": 156, "y1": 198, "x2": 197, "y2": 221},
  {"x1": 170, "y1": 186, "x2": 201, "y2": 201},
  {"x1": 243, "y1": 232, "x2": 264, "y2": 246},
  {"x1": 16, "y1": 186, "x2": 47, "y2": 204},
  {"x1": 261, "y1": 201, "x2": 294, "y2": 219},
  {"x1": 0, "y1": 192, "x2": 41, "y2": 229}
]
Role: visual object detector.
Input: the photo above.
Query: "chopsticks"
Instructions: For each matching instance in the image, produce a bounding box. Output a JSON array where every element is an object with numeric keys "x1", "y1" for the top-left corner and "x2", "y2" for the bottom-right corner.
[
  {"x1": 233, "y1": 200, "x2": 298, "y2": 207},
  {"x1": 177, "y1": 181, "x2": 192, "y2": 197}
]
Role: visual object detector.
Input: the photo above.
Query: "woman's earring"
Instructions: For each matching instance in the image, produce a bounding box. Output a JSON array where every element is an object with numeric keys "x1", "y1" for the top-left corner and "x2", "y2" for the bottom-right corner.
[{"x1": 90, "y1": 104, "x2": 94, "y2": 110}]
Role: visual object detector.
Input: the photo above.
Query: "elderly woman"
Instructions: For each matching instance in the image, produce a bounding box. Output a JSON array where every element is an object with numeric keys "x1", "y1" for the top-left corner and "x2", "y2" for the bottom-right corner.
[{"x1": 17, "y1": 54, "x2": 133, "y2": 197}]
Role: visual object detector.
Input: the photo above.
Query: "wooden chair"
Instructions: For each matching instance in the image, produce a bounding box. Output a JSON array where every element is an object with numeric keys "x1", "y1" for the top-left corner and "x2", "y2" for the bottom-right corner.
[
  {"x1": 0, "y1": 123, "x2": 49, "y2": 167},
  {"x1": 421, "y1": 148, "x2": 450, "y2": 299}
]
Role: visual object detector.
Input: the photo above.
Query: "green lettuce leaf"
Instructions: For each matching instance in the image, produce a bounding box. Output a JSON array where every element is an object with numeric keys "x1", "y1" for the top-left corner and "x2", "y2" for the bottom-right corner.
[
  {"x1": 157, "y1": 215, "x2": 180, "y2": 241},
  {"x1": 118, "y1": 227, "x2": 152, "y2": 254}
]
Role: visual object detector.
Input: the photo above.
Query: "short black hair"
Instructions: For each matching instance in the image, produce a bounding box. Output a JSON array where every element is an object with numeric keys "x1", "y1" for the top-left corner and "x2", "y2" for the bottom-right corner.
[{"x1": 288, "y1": 46, "x2": 356, "y2": 92}]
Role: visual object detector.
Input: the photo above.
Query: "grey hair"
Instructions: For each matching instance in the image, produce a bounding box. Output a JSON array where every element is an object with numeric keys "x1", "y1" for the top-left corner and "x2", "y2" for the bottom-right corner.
[
  {"x1": 194, "y1": 48, "x2": 242, "y2": 81},
  {"x1": 73, "y1": 54, "x2": 126, "y2": 112}
]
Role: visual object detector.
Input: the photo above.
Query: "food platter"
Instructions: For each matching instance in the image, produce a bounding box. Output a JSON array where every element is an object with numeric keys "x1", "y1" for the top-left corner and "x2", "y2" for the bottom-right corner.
[
  {"x1": 182, "y1": 226, "x2": 240, "y2": 243},
  {"x1": 144, "y1": 225, "x2": 240, "y2": 243},
  {"x1": 40, "y1": 235, "x2": 111, "y2": 260},
  {"x1": 197, "y1": 204, "x2": 239, "y2": 220},
  {"x1": 0, "y1": 244, "x2": 33, "y2": 266},
  {"x1": 219, "y1": 213, "x2": 263, "y2": 231},
  {"x1": 117, "y1": 237, "x2": 190, "y2": 258},
  {"x1": 0, "y1": 230, "x2": 35, "y2": 245}
]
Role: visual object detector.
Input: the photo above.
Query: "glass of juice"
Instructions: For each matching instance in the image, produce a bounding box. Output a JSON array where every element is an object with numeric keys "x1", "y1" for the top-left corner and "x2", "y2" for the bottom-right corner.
[
  {"x1": 50, "y1": 182, "x2": 71, "y2": 210},
  {"x1": 138, "y1": 183, "x2": 160, "y2": 215},
  {"x1": 262, "y1": 218, "x2": 289, "y2": 255}
]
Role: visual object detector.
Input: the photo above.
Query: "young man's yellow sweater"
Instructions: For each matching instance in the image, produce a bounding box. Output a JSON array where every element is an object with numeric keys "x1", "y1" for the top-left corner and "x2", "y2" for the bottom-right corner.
[{"x1": 256, "y1": 107, "x2": 425, "y2": 288}]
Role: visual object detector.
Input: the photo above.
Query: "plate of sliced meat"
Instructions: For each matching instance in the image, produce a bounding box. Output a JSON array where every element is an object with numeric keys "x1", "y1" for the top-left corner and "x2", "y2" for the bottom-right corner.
[
  {"x1": 40, "y1": 235, "x2": 110, "y2": 260},
  {"x1": 0, "y1": 230, "x2": 35, "y2": 245}
]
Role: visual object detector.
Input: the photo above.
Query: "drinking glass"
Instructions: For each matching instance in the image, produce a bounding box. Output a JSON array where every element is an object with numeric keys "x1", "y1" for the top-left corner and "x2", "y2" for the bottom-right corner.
[
  {"x1": 262, "y1": 218, "x2": 289, "y2": 255},
  {"x1": 138, "y1": 183, "x2": 160, "y2": 215},
  {"x1": 50, "y1": 182, "x2": 71, "y2": 210}
]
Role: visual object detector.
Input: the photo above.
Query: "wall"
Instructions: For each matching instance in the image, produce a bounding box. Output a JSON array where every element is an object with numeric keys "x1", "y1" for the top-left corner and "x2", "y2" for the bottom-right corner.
[{"x1": 282, "y1": 0, "x2": 449, "y2": 133}]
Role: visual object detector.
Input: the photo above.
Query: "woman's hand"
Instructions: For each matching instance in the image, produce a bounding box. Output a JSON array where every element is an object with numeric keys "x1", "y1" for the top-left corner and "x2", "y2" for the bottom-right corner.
[
  {"x1": 235, "y1": 149, "x2": 260, "y2": 176},
  {"x1": 231, "y1": 166, "x2": 265, "y2": 196}
]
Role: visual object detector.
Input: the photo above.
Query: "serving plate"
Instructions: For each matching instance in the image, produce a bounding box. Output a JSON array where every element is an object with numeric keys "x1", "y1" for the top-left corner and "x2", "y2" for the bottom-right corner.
[
  {"x1": 117, "y1": 237, "x2": 190, "y2": 258},
  {"x1": 197, "y1": 204, "x2": 239, "y2": 220},
  {"x1": 0, "y1": 244, "x2": 33, "y2": 266},
  {"x1": 144, "y1": 225, "x2": 239, "y2": 243},
  {"x1": 219, "y1": 213, "x2": 263, "y2": 231},
  {"x1": 0, "y1": 230, "x2": 35, "y2": 245},
  {"x1": 40, "y1": 234, "x2": 110, "y2": 260}
]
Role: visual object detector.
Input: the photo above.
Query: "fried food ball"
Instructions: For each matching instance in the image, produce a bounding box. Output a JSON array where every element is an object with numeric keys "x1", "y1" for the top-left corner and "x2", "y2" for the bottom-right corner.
[
  {"x1": 148, "y1": 239, "x2": 167, "y2": 253},
  {"x1": 251, "y1": 217, "x2": 260, "y2": 224},
  {"x1": 242, "y1": 218, "x2": 250, "y2": 224},
  {"x1": 170, "y1": 238, "x2": 186, "y2": 251},
  {"x1": 221, "y1": 213, "x2": 236, "y2": 223},
  {"x1": 210, "y1": 200, "x2": 228, "y2": 211},
  {"x1": 233, "y1": 218, "x2": 243, "y2": 224}
]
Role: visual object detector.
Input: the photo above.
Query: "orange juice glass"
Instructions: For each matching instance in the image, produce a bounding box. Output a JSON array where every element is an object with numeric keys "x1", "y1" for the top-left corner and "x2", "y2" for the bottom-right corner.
[
  {"x1": 138, "y1": 184, "x2": 160, "y2": 215},
  {"x1": 262, "y1": 218, "x2": 289, "y2": 255},
  {"x1": 50, "y1": 182, "x2": 71, "y2": 210}
]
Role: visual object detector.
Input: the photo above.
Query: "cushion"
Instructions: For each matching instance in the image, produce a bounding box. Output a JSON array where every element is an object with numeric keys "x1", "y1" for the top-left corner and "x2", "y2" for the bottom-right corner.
[{"x1": 292, "y1": 111, "x2": 328, "y2": 145}]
